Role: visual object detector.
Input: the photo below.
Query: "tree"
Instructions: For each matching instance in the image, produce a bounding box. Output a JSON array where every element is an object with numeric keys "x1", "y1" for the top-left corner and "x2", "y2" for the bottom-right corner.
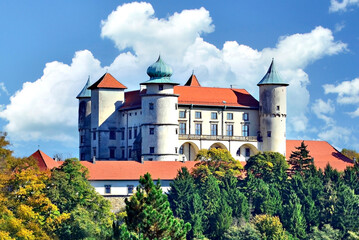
[
  {"x1": 245, "y1": 152, "x2": 288, "y2": 183},
  {"x1": 47, "y1": 158, "x2": 114, "y2": 240},
  {"x1": 309, "y1": 224, "x2": 341, "y2": 240},
  {"x1": 193, "y1": 148, "x2": 243, "y2": 180},
  {"x1": 341, "y1": 149, "x2": 359, "y2": 162},
  {"x1": 168, "y1": 167, "x2": 205, "y2": 239},
  {"x1": 125, "y1": 173, "x2": 191, "y2": 240},
  {"x1": 282, "y1": 193, "x2": 307, "y2": 239},
  {"x1": 288, "y1": 141, "x2": 314, "y2": 175},
  {"x1": 251, "y1": 214, "x2": 289, "y2": 240},
  {"x1": 224, "y1": 221, "x2": 261, "y2": 240}
]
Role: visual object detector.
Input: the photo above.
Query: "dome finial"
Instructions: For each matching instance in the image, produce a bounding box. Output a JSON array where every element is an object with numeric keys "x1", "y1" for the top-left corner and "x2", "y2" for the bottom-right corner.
[{"x1": 146, "y1": 56, "x2": 173, "y2": 80}]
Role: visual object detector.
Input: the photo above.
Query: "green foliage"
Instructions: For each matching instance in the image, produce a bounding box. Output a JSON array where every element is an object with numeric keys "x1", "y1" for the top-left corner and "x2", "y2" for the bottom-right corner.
[
  {"x1": 224, "y1": 221, "x2": 261, "y2": 240},
  {"x1": 194, "y1": 148, "x2": 243, "y2": 180},
  {"x1": 341, "y1": 148, "x2": 359, "y2": 161},
  {"x1": 125, "y1": 173, "x2": 191, "y2": 240},
  {"x1": 245, "y1": 152, "x2": 288, "y2": 183},
  {"x1": 288, "y1": 141, "x2": 314, "y2": 175},
  {"x1": 282, "y1": 193, "x2": 307, "y2": 239},
  {"x1": 251, "y1": 214, "x2": 289, "y2": 240},
  {"x1": 309, "y1": 224, "x2": 341, "y2": 240},
  {"x1": 47, "y1": 158, "x2": 113, "y2": 240}
]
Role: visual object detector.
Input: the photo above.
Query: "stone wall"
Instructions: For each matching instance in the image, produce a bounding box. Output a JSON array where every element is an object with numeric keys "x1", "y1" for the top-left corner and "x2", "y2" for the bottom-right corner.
[{"x1": 104, "y1": 196, "x2": 127, "y2": 213}]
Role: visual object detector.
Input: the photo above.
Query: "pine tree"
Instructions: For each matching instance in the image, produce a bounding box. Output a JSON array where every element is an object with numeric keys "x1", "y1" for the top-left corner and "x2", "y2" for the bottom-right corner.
[
  {"x1": 125, "y1": 173, "x2": 191, "y2": 240},
  {"x1": 282, "y1": 193, "x2": 307, "y2": 239},
  {"x1": 288, "y1": 141, "x2": 314, "y2": 176}
]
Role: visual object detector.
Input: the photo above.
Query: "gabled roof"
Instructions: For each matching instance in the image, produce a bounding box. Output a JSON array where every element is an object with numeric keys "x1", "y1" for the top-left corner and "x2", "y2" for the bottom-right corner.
[
  {"x1": 119, "y1": 86, "x2": 259, "y2": 110},
  {"x1": 185, "y1": 74, "x2": 201, "y2": 87},
  {"x1": 31, "y1": 150, "x2": 61, "y2": 171},
  {"x1": 88, "y1": 73, "x2": 127, "y2": 90},
  {"x1": 257, "y1": 59, "x2": 288, "y2": 86},
  {"x1": 286, "y1": 140, "x2": 354, "y2": 171},
  {"x1": 76, "y1": 78, "x2": 91, "y2": 99}
]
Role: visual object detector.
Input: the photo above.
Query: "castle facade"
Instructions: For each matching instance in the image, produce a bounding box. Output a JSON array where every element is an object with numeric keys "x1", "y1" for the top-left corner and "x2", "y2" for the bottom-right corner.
[{"x1": 77, "y1": 57, "x2": 288, "y2": 162}]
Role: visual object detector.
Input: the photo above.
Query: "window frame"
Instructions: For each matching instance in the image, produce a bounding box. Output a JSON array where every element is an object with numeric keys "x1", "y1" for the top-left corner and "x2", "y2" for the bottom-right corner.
[
  {"x1": 179, "y1": 123, "x2": 186, "y2": 135},
  {"x1": 211, "y1": 112, "x2": 218, "y2": 120},
  {"x1": 226, "y1": 124, "x2": 233, "y2": 136},
  {"x1": 227, "y1": 113, "x2": 233, "y2": 120},
  {"x1": 195, "y1": 123, "x2": 202, "y2": 135},
  {"x1": 179, "y1": 110, "x2": 186, "y2": 118},
  {"x1": 105, "y1": 185, "x2": 111, "y2": 194},
  {"x1": 242, "y1": 125, "x2": 249, "y2": 137},
  {"x1": 243, "y1": 113, "x2": 249, "y2": 121},
  {"x1": 210, "y1": 124, "x2": 218, "y2": 136},
  {"x1": 195, "y1": 111, "x2": 202, "y2": 119}
]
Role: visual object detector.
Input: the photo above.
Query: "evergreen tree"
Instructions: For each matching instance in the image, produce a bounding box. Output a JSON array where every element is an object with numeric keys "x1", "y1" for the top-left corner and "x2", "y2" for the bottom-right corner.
[
  {"x1": 168, "y1": 167, "x2": 205, "y2": 239},
  {"x1": 125, "y1": 173, "x2": 191, "y2": 240},
  {"x1": 282, "y1": 193, "x2": 307, "y2": 239},
  {"x1": 288, "y1": 141, "x2": 314, "y2": 175},
  {"x1": 309, "y1": 224, "x2": 341, "y2": 240},
  {"x1": 343, "y1": 165, "x2": 359, "y2": 195},
  {"x1": 224, "y1": 222, "x2": 261, "y2": 240},
  {"x1": 251, "y1": 214, "x2": 289, "y2": 240},
  {"x1": 47, "y1": 158, "x2": 113, "y2": 239},
  {"x1": 209, "y1": 198, "x2": 232, "y2": 240}
]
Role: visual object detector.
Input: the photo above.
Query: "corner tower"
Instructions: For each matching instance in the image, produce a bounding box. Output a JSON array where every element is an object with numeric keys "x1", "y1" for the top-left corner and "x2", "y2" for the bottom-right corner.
[
  {"x1": 77, "y1": 78, "x2": 92, "y2": 161},
  {"x1": 258, "y1": 59, "x2": 289, "y2": 156},
  {"x1": 141, "y1": 56, "x2": 179, "y2": 161}
]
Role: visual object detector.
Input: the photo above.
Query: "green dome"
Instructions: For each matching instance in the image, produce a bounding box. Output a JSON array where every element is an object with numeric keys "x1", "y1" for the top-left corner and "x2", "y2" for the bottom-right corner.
[
  {"x1": 147, "y1": 56, "x2": 173, "y2": 80},
  {"x1": 142, "y1": 56, "x2": 178, "y2": 85}
]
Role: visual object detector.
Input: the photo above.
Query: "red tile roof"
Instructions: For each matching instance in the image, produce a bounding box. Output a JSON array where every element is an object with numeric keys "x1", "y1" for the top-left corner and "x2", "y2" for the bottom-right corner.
[
  {"x1": 286, "y1": 140, "x2": 354, "y2": 171},
  {"x1": 119, "y1": 86, "x2": 259, "y2": 110},
  {"x1": 185, "y1": 74, "x2": 201, "y2": 87},
  {"x1": 88, "y1": 73, "x2": 127, "y2": 90},
  {"x1": 31, "y1": 150, "x2": 61, "y2": 171}
]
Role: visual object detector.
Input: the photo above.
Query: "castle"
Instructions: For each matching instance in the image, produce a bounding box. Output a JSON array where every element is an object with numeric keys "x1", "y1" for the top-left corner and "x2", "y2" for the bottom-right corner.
[{"x1": 77, "y1": 56, "x2": 288, "y2": 162}]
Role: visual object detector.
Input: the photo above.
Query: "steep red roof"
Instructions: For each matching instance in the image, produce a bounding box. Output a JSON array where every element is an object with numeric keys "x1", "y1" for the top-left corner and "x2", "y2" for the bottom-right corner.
[
  {"x1": 286, "y1": 140, "x2": 354, "y2": 171},
  {"x1": 185, "y1": 74, "x2": 201, "y2": 87},
  {"x1": 31, "y1": 150, "x2": 61, "y2": 171},
  {"x1": 88, "y1": 73, "x2": 127, "y2": 90},
  {"x1": 119, "y1": 86, "x2": 259, "y2": 110},
  {"x1": 176, "y1": 86, "x2": 258, "y2": 108}
]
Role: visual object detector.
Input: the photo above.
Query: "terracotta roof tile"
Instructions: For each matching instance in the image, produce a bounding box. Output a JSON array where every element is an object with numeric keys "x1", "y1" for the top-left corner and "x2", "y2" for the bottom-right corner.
[
  {"x1": 185, "y1": 74, "x2": 201, "y2": 87},
  {"x1": 286, "y1": 140, "x2": 354, "y2": 171},
  {"x1": 120, "y1": 90, "x2": 144, "y2": 110},
  {"x1": 31, "y1": 150, "x2": 61, "y2": 171},
  {"x1": 88, "y1": 73, "x2": 127, "y2": 90}
]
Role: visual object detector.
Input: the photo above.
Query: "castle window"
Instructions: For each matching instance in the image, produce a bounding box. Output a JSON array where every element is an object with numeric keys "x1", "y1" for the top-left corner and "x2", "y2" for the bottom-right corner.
[
  {"x1": 92, "y1": 131, "x2": 96, "y2": 140},
  {"x1": 242, "y1": 125, "x2": 249, "y2": 136},
  {"x1": 175, "y1": 128, "x2": 178, "y2": 134},
  {"x1": 127, "y1": 185, "x2": 134, "y2": 195},
  {"x1": 210, "y1": 124, "x2": 218, "y2": 136},
  {"x1": 150, "y1": 128, "x2": 154, "y2": 135},
  {"x1": 149, "y1": 103, "x2": 154, "y2": 110},
  {"x1": 121, "y1": 148, "x2": 125, "y2": 159},
  {"x1": 128, "y1": 147, "x2": 132, "y2": 158},
  {"x1": 109, "y1": 130, "x2": 116, "y2": 140},
  {"x1": 175, "y1": 103, "x2": 178, "y2": 110},
  {"x1": 267, "y1": 131, "x2": 271, "y2": 137},
  {"x1": 211, "y1": 112, "x2": 218, "y2": 120},
  {"x1": 179, "y1": 123, "x2": 186, "y2": 134},
  {"x1": 179, "y1": 111, "x2": 186, "y2": 118},
  {"x1": 195, "y1": 123, "x2": 202, "y2": 135},
  {"x1": 195, "y1": 111, "x2": 202, "y2": 119},
  {"x1": 243, "y1": 113, "x2": 249, "y2": 121},
  {"x1": 226, "y1": 124, "x2": 233, "y2": 136},
  {"x1": 175, "y1": 147, "x2": 178, "y2": 153},
  {"x1": 276, "y1": 106, "x2": 280, "y2": 111},
  {"x1": 105, "y1": 185, "x2": 111, "y2": 194},
  {"x1": 245, "y1": 148, "x2": 250, "y2": 157},
  {"x1": 159, "y1": 84, "x2": 164, "y2": 90},
  {"x1": 134, "y1": 127, "x2": 138, "y2": 137},
  {"x1": 109, "y1": 148, "x2": 116, "y2": 159},
  {"x1": 179, "y1": 146, "x2": 184, "y2": 154},
  {"x1": 227, "y1": 113, "x2": 233, "y2": 120},
  {"x1": 129, "y1": 113, "x2": 132, "y2": 116},
  {"x1": 150, "y1": 147, "x2": 155, "y2": 154},
  {"x1": 128, "y1": 128, "x2": 132, "y2": 139},
  {"x1": 80, "y1": 135, "x2": 84, "y2": 144}
]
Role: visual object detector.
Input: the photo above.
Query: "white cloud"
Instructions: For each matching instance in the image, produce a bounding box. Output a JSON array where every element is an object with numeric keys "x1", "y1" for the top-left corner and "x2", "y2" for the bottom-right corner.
[
  {"x1": 312, "y1": 99, "x2": 335, "y2": 125},
  {"x1": 0, "y1": 2, "x2": 348, "y2": 145},
  {"x1": 318, "y1": 126, "x2": 352, "y2": 145},
  {"x1": 329, "y1": 0, "x2": 359, "y2": 12},
  {"x1": 351, "y1": 108, "x2": 359, "y2": 117},
  {"x1": 334, "y1": 22, "x2": 346, "y2": 32},
  {"x1": 324, "y1": 78, "x2": 359, "y2": 104},
  {"x1": 0, "y1": 82, "x2": 9, "y2": 96}
]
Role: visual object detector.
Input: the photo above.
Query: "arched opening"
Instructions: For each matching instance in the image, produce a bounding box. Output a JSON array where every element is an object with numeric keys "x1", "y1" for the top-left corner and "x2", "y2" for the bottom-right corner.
[
  {"x1": 236, "y1": 143, "x2": 259, "y2": 161},
  {"x1": 179, "y1": 142, "x2": 199, "y2": 161},
  {"x1": 209, "y1": 142, "x2": 227, "y2": 150}
]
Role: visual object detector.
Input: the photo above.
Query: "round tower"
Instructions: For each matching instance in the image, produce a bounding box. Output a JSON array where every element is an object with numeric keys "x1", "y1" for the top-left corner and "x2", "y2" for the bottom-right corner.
[
  {"x1": 77, "y1": 78, "x2": 92, "y2": 161},
  {"x1": 258, "y1": 59, "x2": 289, "y2": 156},
  {"x1": 141, "y1": 56, "x2": 179, "y2": 161}
]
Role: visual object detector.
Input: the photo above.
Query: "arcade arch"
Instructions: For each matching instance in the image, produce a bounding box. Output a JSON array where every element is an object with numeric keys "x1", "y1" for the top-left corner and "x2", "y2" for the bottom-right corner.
[{"x1": 179, "y1": 142, "x2": 199, "y2": 161}]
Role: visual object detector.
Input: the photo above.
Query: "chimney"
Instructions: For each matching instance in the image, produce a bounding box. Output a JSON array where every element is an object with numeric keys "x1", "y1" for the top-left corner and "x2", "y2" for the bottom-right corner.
[
  {"x1": 182, "y1": 156, "x2": 186, "y2": 163},
  {"x1": 92, "y1": 156, "x2": 96, "y2": 164},
  {"x1": 141, "y1": 156, "x2": 144, "y2": 164}
]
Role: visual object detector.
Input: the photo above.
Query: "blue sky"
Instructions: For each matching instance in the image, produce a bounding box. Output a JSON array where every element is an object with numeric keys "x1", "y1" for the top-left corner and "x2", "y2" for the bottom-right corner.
[{"x1": 0, "y1": 0, "x2": 358, "y2": 158}]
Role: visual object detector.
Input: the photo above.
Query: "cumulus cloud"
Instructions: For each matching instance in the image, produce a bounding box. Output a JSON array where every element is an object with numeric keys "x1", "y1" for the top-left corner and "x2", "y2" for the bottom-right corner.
[
  {"x1": 0, "y1": 2, "x2": 348, "y2": 145},
  {"x1": 0, "y1": 82, "x2": 9, "y2": 96},
  {"x1": 311, "y1": 99, "x2": 335, "y2": 125},
  {"x1": 329, "y1": 0, "x2": 359, "y2": 12},
  {"x1": 318, "y1": 126, "x2": 352, "y2": 145}
]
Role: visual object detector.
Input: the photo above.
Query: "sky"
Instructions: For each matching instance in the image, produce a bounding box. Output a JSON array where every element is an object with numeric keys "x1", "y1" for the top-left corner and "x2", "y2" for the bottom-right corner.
[{"x1": 0, "y1": 0, "x2": 358, "y2": 158}]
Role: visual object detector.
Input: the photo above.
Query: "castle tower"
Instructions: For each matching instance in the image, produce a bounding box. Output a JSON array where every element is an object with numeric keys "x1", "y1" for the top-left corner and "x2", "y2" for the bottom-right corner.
[
  {"x1": 88, "y1": 73, "x2": 127, "y2": 160},
  {"x1": 258, "y1": 59, "x2": 289, "y2": 156},
  {"x1": 140, "y1": 56, "x2": 179, "y2": 161},
  {"x1": 77, "y1": 78, "x2": 92, "y2": 161}
]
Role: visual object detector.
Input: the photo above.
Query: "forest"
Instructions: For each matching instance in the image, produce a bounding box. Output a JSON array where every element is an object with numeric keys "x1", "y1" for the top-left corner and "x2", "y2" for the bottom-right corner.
[{"x1": 1, "y1": 132, "x2": 359, "y2": 240}]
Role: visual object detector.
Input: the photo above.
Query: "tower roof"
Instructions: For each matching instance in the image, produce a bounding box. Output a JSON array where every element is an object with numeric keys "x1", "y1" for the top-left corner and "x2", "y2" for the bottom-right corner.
[
  {"x1": 88, "y1": 73, "x2": 127, "y2": 90},
  {"x1": 76, "y1": 77, "x2": 91, "y2": 99},
  {"x1": 257, "y1": 59, "x2": 288, "y2": 86},
  {"x1": 141, "y1": 56, "x2": 179, "y2": 85},
  {"x1": 184, "y1": 73, "x2": 201, "y2": 87}
]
